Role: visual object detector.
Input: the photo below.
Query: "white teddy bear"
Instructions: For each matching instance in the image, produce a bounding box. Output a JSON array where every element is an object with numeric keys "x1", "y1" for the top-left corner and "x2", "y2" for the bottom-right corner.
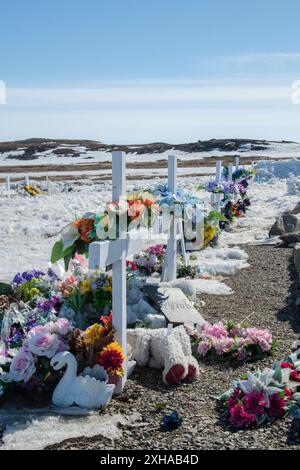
[{"x1": 127, "y1": 325, "x2": 199, "y2": 385}]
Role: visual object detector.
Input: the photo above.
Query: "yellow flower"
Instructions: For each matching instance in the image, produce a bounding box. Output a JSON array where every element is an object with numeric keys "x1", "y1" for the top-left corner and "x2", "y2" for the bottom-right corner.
[
  {"x1": 103, "y1": 285, "x2": 112, "y2": 293},
  {"x1": 79, "y1": 280, "x2": 91, "y2": 294},
  {"x1": 204, "y1": 225, "x2": 216, "y2": 247},
  {"x1": 84, "y1": 323, "x2": 106, "y2": 346}
]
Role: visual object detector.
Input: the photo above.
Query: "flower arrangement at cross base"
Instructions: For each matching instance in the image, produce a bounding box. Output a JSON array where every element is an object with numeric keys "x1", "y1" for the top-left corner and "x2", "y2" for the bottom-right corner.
[
  {"x1": 186, "y1": 321, "x2": 276, "y2": 362},
  {"x1": 132, "y1": 244, "x2": 166, "y2": 275},
  {"x1": 218, "y1": 366, "x2": 292, "y2": 429},
  {"x1": 0, "y1": 257, "x2": 125, "y2": 402},
  {"x1": 0, "y1": 307, "x2": 124, "y2": 402}
]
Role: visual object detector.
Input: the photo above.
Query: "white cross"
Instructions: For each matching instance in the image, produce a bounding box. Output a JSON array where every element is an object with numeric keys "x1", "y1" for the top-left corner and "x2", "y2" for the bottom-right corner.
[
  {"x1": 88, "y1": 151, "x2": 181, "y2": 393},
  {"x1": 211, "y1": 160, "x2": 223, "y2": 212}
]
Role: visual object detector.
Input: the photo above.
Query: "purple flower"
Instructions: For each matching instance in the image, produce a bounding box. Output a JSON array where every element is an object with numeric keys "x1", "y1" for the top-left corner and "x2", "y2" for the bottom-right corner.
[{"x1": 13, "y1": 270, "x2": 45, "y2": 285}]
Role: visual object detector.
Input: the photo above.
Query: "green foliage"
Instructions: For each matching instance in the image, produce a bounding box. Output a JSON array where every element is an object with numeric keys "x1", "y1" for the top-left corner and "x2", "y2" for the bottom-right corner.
[{"x1": 0, "y1": 282, "x2": 13, "y2": 296}]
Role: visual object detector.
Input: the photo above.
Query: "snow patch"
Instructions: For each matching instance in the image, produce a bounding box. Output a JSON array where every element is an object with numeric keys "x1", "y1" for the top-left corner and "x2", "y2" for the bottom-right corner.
[{"x1": 0, "y1": 409, "x2": 138, "y2": 450}]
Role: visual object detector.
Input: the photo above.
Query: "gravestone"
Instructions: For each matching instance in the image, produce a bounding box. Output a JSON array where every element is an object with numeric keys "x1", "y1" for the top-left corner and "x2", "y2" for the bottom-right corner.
[{"x1": 145, "y1": 284, "x2": 206, "y2": 326}]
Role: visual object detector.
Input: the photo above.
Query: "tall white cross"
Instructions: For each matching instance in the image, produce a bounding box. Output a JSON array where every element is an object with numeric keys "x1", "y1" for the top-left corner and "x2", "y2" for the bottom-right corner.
[
  {"x1": 89, "y1": 151, "x2": 144, "y2": 393},
  {"x1": 88, "y1": 151, "x2": 181, "y2": 393},
  {"x1": 211, "y1": 160, "x2": 223, "y2": 212}
]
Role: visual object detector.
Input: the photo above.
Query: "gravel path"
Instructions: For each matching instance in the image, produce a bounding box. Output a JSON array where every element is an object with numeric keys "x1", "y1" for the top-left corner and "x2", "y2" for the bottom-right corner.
[{"x1": 48, "y1": 245, "x2": 300, "y2": 450}]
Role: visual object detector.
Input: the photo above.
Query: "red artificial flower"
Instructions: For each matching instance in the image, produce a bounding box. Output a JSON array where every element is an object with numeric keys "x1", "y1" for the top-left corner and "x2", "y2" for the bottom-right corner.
[
  {"x1": 229, "y1": 404, "x2": 256, "y2": 429},
  {"x1": 100, "y1": 311, "x2": 113, "y2": 331},
  {"x1": 280, "y1": 362, "x2": 294, "y2": 369},
  {"x1": 126, "y1": 260, "x2": 137, "y2": 271},
  {"x1": 243, "y1": 391, "x2": 266, "y2": 416},
  {"x1": 284, "y1": 387, "x2": 293, "y2": 400},
  {"x1": 97, "y1": 341, "x2": 125, "y2": 376},
  {"x1": 268, "y1": 393, "x2": 285, "y2": 418},
  {"x1": 290, "y1": 370, "x2": 300, "y2": 382}
]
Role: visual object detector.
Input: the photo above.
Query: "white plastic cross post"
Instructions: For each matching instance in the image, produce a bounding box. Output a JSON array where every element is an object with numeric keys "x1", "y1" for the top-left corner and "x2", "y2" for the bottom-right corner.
[
  {"x1": 46, "y1": 174, "x2": 51, "y2": 195},
  {"x1": 235, "y1": 156, "x2": 240, "y2": 171},
  {"x1": 211, "y1": 160, "x2": 223, "y2": 212},
  {"x1": 215, "y1": 160, "x2": 222, "y2": 184},
  {"x1": 166, "y1": 155, "x2": 178, "y2": 282},
  {"x1": 89, "y1": 151, "x2": 144, "y2": 394},
  {"x1": 6, "y1": 176, "x2": 10, "y2": 199},
  {"x1": 228, "y1": 163, "x2": 233, "y2": 181},
  {"x1": 25, "y1": 175, "x2": 30, "y2": 186}
]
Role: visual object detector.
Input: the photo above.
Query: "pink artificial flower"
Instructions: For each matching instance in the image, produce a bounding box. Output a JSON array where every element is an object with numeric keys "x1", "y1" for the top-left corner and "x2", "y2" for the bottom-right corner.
[
  {"x1": 74, "y1": 254, "x2": 88, "y2": 267},
  {"x1": 46, "y1": 318, "x2": 72, "y2": 336},
  {"x1": 243, "y1": 391, "x2": 266, "y2": 416},
  {"x1": 9, "y1": 350, "x2": 36, "y2": 383},
  {"x1": 198, "y1": 341, "x2": 211, "y2": 357},
  {"x1": 229, "y1": 325, "x2": 243, "y2": 337},
  {"x1": 145, "y1": 244, "x2": 166, "y2": 256},
  {"x1": 229, "y1": 404, "x2": 256, "y2": 428},
  {"x1": 29, "y1": 325, "x2": 47, "y2": 335},
  {"x1": 214, "y1": 338, "x2": 233, "y2": 355},
  {"x1": 237, "y1": 346, "x2": 247, "y2": 361},
  {"x1": 268, "y1": 393, "x2": 285, "y2": 418},
  {"x1": 27, "y1": 329, "x2": 59, "y2": 358},
  {"x1": 243, "y1": 328, "x2": 272, "y2": 352},
  {"x1": 201, "y1": 323, "x2": 228, "y2": 339},
  {"x1": 59, "y1": 274, "x2": 78, "y2": 295}
]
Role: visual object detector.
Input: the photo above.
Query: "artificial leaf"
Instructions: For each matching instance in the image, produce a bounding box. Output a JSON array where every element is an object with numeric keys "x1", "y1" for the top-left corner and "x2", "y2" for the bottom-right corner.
[{"x1": 0, "y1": 282, "x2": 13, "y2": 296}]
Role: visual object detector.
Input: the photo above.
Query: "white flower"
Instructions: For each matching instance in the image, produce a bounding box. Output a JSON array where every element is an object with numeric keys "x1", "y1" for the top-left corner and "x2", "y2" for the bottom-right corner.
[
  {"x1": 61, "y1": 224, "x2": 80, "y2": 250},
  {"x1": 238, "y1": 368, "x2": 282, "y2": 406}
]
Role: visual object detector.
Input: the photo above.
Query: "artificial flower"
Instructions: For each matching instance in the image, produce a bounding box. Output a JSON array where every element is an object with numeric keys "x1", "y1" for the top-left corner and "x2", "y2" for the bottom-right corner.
[
  {"x1": 27, "y1": 327, "x2": 60, "y2": 358},
  {"x1": 8, "y1": 350, "x2": 36, "y2": 383},
  {"x1": 97, "y1": 341, "x2": 125, "y2": 376}
]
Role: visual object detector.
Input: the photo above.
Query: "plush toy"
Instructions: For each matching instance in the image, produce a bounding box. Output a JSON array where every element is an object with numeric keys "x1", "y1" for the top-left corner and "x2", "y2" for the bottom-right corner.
[{"x1": 127, "y1": 325, "x2": 199, "y2": 385}]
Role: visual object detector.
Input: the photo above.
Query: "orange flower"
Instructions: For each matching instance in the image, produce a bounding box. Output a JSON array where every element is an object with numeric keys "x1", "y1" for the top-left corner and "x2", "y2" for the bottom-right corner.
[{"x1": 73, "y1": 218, "x2": 95, "y2": 242}]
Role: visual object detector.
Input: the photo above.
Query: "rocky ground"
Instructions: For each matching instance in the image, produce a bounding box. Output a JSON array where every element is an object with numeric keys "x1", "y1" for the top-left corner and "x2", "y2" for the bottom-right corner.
[{"x1": 47, "y1": 245, "x2": 300, "y2": 450}]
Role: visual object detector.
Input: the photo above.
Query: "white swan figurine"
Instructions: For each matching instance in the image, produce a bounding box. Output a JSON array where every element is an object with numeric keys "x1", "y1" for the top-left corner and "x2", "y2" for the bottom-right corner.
[{"x1": 50, "y1": 351, "x2": 115, "y2": 409}]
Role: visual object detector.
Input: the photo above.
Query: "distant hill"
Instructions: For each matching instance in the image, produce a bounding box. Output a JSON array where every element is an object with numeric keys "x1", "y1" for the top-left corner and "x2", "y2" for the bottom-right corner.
[{"x1": 0, "y1": 137, "x2": 286, "y2": 159}]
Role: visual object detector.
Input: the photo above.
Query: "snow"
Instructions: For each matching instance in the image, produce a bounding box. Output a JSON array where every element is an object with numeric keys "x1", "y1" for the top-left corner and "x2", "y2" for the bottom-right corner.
[
  {"x1": 0, "y1": 408, "x2": 139, "y2": 450},
  {"x1": 256, "y1": 159, "x2": 300, "y2": 182},
  {"x1": 1, "y1": 169, "x2": 299, "y2": 282}
]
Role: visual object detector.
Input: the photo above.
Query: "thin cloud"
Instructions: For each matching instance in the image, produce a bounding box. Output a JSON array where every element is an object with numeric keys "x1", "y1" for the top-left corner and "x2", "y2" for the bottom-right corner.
[{"x1": 6, "y1": 81, "x2": 291, "y2": 108}]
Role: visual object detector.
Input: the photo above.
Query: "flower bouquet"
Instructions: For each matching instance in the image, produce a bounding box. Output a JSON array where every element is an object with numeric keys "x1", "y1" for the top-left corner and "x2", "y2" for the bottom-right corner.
[
  {"x1": 218, "y1": 367, "x2": 292, "y2": 429},
  {"x1": 0, "y1": 307, "x2": 124, "y2": 402},
  {"x1": 20, "y1": 184, "x2": 42, "y2": 197},
  {"x1": 133, "y1": 244, "x2": 166, "y2": 275},
  {"x1": 186, "y1": 321, "x2": 276, "y2": 362},
  {"x1": 222, "y1": 166, "x2": 256, "y2": 183},
  {"x1": 51, "y1": 191, "x2": 159, "y2": 270}
]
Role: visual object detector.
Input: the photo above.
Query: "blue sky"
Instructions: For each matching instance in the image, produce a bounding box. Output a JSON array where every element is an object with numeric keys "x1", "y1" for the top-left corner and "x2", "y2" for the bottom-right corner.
[{"x1": 1, "y1": 0, "x2": 300, "y2": 143}]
